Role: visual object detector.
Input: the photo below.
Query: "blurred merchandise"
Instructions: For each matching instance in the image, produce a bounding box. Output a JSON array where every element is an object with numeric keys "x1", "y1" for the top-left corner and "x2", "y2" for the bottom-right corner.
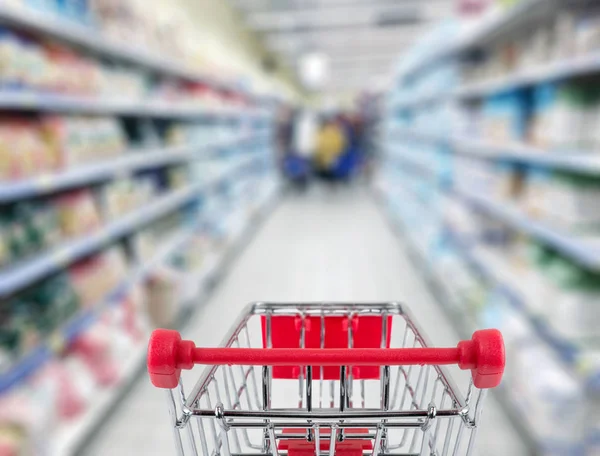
[
  {"x1": 42, "y1": 116, "x2": 127, "y2": 168},
  {"x1": 0, "y1": 291, "x2": 148, "y2": 454},
  {"x1": 68, "y1": 248, "x2": 127, "y2": 307},
  {"x1": 54, "y1": 189, "x2": 101, "y2": 238},
  {"x1": 0, "y1": 0, "x2": 287, "y2": 451},
  {"x1": 378, "y1": 2, "x2": 600, "y2": 453},
  {"x1": 0, "y1": 115, "x2": 127, "y2": 182},
  {"x1": 97, "y1": 176, "x2": 157, "y2": 222},
  {"x1": 0, "y1": 200, "x2": 62, "y2": 266},
  {"x1": 145, "y1": 267, "x2": 181, "y2": 328}
]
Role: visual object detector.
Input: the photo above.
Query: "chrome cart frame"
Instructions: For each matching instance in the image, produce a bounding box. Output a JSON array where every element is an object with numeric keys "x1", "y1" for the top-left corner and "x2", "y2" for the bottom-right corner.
[{"x1": 148, "y1": 302, "x2": 505, "y2": 456}]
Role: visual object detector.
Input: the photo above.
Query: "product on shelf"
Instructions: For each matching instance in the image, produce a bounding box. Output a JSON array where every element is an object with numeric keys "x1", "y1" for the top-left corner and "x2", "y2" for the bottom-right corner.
[
  {"x1": 132, "y1": 213, "x2": 185, "y2": 264},
  {"x1": 0, "y1": 115, "x2": 128, "y2": 183},
  {"x1": 68, "y1": 247, "x2": 128, "y2": 307},
  {"x1": 43, "y1": 116, "x2": 127, "y2": 169},
  {"x1": 520, "y1": 170, "x2": 600, "y2": 231},
  {"x1": 528, "y1": 82, "x2": 600, "y2": 150},
  {"x1": 511, "y1": 337, "x2": 588, "y2": 448},
  {"x1": 382, "y1": 8, "x2": 600, "y2": 455},
  {"x1": 54, "y1": 189, "x2": 102, "y2": 238},
  {"x1": 145, "y1": 267, "x2": 181, "y2": 328},
  {"x1": 0, "y1": 273, "x2": 79, "y2": 368},
  {"x1": 463, "y1": 7, "x2": 600, "y2": 87},
  {"x1": 0, "y1": 117, "x2": 57, "y2": 182},
  {"x1": 167, "y1": 165, "x2": 189, "y2": 190},
  {"x1": 0, "y1": 200, "x2": 62, "y2": 266},
  {"x1": 0, "y1": 288, "x2": 149, "y2": 452},
  {"x1": 0, "y1": 25, "x2": 234, "y2": 104},
  {"x1": 97, "y1": 176, "x2": 156, "y2": 222}
]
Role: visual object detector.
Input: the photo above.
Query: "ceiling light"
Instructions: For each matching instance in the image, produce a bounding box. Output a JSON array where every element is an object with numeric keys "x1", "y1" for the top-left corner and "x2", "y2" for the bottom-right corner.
[{"x1": 298, "y1": 51, "x2": 330, "y2": 90}]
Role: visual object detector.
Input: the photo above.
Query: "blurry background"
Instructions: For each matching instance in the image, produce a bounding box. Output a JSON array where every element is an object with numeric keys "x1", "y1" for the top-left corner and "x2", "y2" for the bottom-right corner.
[{"x1": 0, "y1": 0, "x2": 599, "y2": 455}]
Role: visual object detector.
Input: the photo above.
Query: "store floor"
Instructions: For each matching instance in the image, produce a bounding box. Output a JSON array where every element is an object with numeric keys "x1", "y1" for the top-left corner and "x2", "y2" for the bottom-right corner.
[{"x1": 84, "y1": 185, "x2": 528, "y2": 456}]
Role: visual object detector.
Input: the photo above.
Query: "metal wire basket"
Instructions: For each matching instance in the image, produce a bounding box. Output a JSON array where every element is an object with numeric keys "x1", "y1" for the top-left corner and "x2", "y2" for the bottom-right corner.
[{"x1": 148, "y1": 302, "x2": 505, "y2": 456}]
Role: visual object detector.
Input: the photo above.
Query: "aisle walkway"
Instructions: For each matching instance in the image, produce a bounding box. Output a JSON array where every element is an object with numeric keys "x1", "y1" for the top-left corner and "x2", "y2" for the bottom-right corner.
[{"x1": 85, "y1": 186, "x2": 527, "y2": 456}]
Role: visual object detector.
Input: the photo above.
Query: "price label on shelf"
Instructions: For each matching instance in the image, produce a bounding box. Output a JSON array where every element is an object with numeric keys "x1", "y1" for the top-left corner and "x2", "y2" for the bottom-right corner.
[
  {"x1": 21, "y1": 92, "x2": 38, "y2": 108},
  {"x1": 53, "y1": 248, "x2": 72, "y2": 267},
  {"x1": 35, "y1": 175, "x2": 54, "y2": 192}
]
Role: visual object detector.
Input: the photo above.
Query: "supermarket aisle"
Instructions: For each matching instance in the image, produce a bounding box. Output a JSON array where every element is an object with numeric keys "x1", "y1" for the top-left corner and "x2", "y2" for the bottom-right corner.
[{"x1": 85, "y1": 186, "x2": 527, "y2": 456}]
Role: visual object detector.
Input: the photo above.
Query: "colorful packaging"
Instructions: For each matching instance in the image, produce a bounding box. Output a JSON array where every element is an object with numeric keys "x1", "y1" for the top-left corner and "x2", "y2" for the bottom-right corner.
[
  {"x1": 54, "y1": 189, "x2": 102, "y2": 238},
  {"x1": 68, "y1": 248, "x2": 127, "y2": 307}
]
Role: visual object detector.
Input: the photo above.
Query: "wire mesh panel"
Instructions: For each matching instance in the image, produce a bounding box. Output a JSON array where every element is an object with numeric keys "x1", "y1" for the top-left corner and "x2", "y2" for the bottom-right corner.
[{"x1": 148, "y1": 302, "x2": 504, "y2": 456}]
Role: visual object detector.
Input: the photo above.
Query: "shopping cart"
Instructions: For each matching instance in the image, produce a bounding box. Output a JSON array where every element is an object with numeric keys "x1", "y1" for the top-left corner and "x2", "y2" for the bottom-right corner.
[{"x1": 147, "y1": 302, "x2": 505, "y2": 456}]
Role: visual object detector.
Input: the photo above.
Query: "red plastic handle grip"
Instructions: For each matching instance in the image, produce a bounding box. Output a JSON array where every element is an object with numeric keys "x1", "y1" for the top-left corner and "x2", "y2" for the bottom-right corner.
[{"x1": 147, "y1": 329, "x2": 504, "y2": 390}]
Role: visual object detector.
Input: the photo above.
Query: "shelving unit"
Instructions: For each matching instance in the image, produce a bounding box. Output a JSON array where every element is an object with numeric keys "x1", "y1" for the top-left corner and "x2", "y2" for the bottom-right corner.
[
  {"x1": 392, "y1": 126, "x2": 600, "y2": 175},
  {"x1": 0, "y1": 2, "x2": 284, "y2": 454},
  {"x1": 375, "y1": 176, "x2": 575, "y2": 456},
  {"x1": 0, "y1": 92, "x2": 269, "y2": 118},
  {"x1": 50, "y1": 343, "x2": 146, "y2": 456},
  {"x1": 0, "y1": 169, "x2": 280, "y2": 454},
  {"x1": 0, "y1": 156, "x2": 261, "y2": 298},
  {"x1": 452, "y1": 137, "x2": 600, "y2": 175},
  {"x1": 0, "y1": 4, "x2": 249, "y2": 95},
  {"x1": 453, "y1": 189, "x2": 600, "y2": 271},
  {"x1": 0, "y1": 134, "x2": 265, "y2": 202},
  {"x1": 456, "y1": 53, "x2": 600, "y2": 98},
  {"x1": 50, "y1": 178, "x2": 280, "y2": 456},
  {"x1": 380, "y1": 1, "x2": 600, "y2": 454}
]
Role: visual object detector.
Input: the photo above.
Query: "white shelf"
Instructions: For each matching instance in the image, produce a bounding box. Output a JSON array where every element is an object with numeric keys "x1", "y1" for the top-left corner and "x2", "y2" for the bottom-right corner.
[
  {"x1": 456, "y1": 53, "x2": 600, "y2": 98},
  {"x1": 389, "y1": 127, "x2": 448, "y2": 144},
  {"x1": 394, "y1": 91, "x2": 451, "y2": 110},
  {"x1": 0, "y1": 134, "x2": 263, "y2": 202},
  {"x1": 0, "y1": 91, "x2": 269, "y2": 118},
  {"x1": 0, "y1": 4, "x2": 241, "y2": 95},
  {"x1": 453, "y1": 188, "x2": 600, "y2": 271},
  {"x1": 453, "y1": 137, "x2": 600, "y2": 174},
  {"x1": 396, "y1": 41, "x2": 461, "y2": 82},
  {"x1": 392, "y1": 128, "x2": 600, "y2": 175},
  {"x1": 456, "y1": 0, "x2": 551, "y2": 51}
]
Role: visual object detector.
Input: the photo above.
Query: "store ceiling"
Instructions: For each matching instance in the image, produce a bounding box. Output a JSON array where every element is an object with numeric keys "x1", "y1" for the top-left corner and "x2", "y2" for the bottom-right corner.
[{"x1": 230, "y1": 0, "x2": 455, "y2": 93}]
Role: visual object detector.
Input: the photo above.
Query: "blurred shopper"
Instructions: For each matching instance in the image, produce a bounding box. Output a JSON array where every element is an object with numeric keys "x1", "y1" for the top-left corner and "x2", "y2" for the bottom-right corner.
[
  {"x1": 294, "y1": 109, "x2": 318, "y2": 160},
  {"x1": 329, "y1": 114, "x2": 362, "y2": 182},
  {"x1": 283, "y1": 109, "x2": 315, "y2": 190},
  {"x1": 275, "y1": 106, "x2": 294, "y2": 171},
  {"x1": 315, "y1": 117, "x2": 346, "y2": 181}
]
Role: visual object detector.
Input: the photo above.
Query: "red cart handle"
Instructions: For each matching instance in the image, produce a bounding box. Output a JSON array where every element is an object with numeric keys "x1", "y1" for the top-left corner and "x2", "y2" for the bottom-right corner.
[{"x1": 147, "y1": 329, "x2": 504, "y2": 390}]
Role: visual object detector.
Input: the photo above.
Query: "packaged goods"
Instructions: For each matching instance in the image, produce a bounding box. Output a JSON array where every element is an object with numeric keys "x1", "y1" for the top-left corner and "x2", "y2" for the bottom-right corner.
[
  {"x1": 573, "y1": 8, "x2": 600, "y2": 56},
  {"x1": 0, "y1": 389, "x2": 44, "y2": 456},
  {"x1": 531, "y1": 253, "x2": 600, "y2": 339},
  {"x1": 0, "y1": 200, "x2": 62, "y2": 265},
  {"x1": 0, "y1": 273, "x2": 79, "y2": 365},
  {"x1": 68, "y1": 248, "x2": 127, "y2": 307},
  {"x1": 42, "y1": 116, "x2": 126, "y2": 169},
  {"x1": 69, "y1": 325, "x2": 120, "y2": 387},
  {"x1": 145, "y1": 267, "x2": 181, "y2": 328},
  {"x1": 0, "y1": 118, "x2": 55, "y2": 182},
  {"x1": 528, "y1": 83, "x2": 558, "y2": 149},
  {"x1": 0, "y1": 28, "x2": 22, "y2": 89},
  {"x1": 521, "y1": 168, "x2": 552, "y2": 218},
  {"x1": 97, "y1": 177, "x2": 155, "y2": 222},
  {"x1": 54, "y1": 189, "x2": 102, "y2": 238},
  {"x1": 522, "y1": 171, "x2": 600, "y2": 231},
  {"x1": 512, "y1": 339, "x2": 587, "y2": 451}
]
